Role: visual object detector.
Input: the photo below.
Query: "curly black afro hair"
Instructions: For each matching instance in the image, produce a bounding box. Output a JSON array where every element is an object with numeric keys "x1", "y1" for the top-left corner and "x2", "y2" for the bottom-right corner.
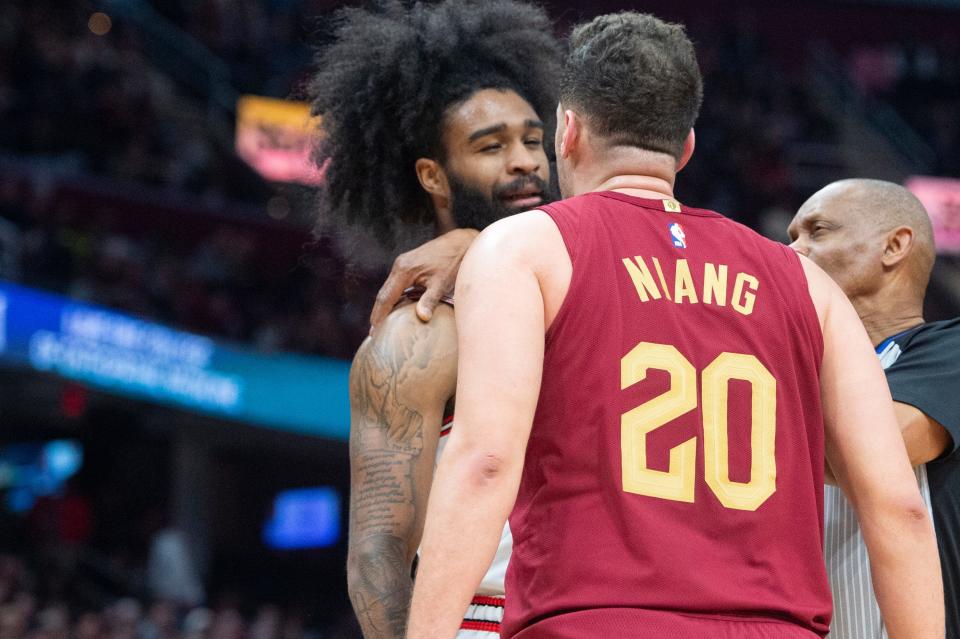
[{"x1": 308, "y1": 0, "x2": 561, "y2": 252}]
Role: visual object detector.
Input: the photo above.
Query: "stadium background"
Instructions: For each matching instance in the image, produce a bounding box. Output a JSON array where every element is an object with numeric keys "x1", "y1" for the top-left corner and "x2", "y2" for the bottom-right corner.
[{"x1": 1, "y1": 0, "x2": 959, "y2": 637}]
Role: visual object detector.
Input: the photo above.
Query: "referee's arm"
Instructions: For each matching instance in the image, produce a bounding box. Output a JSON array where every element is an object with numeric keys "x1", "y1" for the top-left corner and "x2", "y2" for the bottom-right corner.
[
  {"x1": 804, "y1": 256, "x2": 944, "y2": 639},
  {"x1": 894, "y1": 402, "x2": 951, "y2": 466}
]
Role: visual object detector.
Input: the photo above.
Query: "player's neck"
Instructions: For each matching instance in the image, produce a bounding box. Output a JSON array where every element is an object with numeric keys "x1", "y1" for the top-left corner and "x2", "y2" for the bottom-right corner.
[
  {"x1": 853, "y1": 295, "x2": 925, "y2": 347},
  {"x1": 434, "y1": 205, "x2": 456, "y2": 235},
  {"x1": 593, "y1": 175, "x2": 675, "y2": 200},
  {"x1": 574, "y1": 148, "x2": 677, "y2": 199}
]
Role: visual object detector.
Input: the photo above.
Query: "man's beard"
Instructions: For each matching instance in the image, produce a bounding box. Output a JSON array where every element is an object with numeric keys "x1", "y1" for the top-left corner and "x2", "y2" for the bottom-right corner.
[{"x1": 448, "y1": 172, "x2": 556, "y2": 231}]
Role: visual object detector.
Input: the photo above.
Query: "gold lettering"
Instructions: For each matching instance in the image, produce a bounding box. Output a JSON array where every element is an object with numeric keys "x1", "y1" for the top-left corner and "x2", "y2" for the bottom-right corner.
[
  {"x1": 622, "y1": 256, "x2": 662, "y2": 302},
  {"x1": 732, "y1": 273, "x2": 759, "y2": 316},
  {"x1": 703, "y1": 263, "x2": 728, "y2": 306},
  {"x1": 652, "y1": 257, "x2": 672, "y2": 301},
  {"x1": 674, "y1": 259, "x2": 699, "y2": 304}
]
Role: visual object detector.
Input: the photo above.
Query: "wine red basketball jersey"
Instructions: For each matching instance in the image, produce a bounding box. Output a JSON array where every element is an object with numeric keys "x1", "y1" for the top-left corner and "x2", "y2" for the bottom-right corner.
[{"x1": 503, "y1": 192, "x2": 831, "y2": 638}]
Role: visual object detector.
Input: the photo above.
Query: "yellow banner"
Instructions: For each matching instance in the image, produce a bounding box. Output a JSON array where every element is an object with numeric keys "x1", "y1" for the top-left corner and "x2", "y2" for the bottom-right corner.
[{"x1": 235, "y1": 95, "x2": 325, "y2": 186}]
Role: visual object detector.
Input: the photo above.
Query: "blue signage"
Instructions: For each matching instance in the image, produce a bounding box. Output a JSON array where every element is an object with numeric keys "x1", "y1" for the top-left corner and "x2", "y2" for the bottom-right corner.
[
  {"x1": 263, "y1": 487, "x2": 341, "y2": 550},
  {"x1": 0, "y1": 440, "x2": 84, "y2": 513},
  {"x1": 0, "y1": 282, "x2": 350, "y2": 439}
]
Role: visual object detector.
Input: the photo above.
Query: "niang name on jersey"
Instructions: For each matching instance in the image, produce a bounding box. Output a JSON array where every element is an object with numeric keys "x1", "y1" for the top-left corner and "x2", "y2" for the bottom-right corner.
[{"x1": 621, "y1": 256, "x2": 759, "y2": 316}]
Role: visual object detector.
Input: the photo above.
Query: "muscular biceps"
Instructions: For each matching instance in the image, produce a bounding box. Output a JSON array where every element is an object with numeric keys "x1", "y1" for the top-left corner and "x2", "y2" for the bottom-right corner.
[{"x1": 346, "y1": 305, "x2": 457, "y2": 639}]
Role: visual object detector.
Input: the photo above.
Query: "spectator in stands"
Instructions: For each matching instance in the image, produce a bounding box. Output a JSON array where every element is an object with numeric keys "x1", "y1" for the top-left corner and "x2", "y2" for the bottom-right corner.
[{"x1": 146, "y1": 525, "x2": 205, "y2": 609}]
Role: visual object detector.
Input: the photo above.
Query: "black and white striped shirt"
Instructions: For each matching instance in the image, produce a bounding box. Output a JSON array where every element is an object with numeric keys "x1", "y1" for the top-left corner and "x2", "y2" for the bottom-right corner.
[{"x1": 824, "y1": 319, "x2": 960, "y2": 638}]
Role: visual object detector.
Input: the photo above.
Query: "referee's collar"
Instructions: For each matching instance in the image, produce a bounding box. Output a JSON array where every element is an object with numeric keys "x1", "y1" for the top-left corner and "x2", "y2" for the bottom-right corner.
[{"x1": 875, "y1": 326, "x2": 920, "y2": 355}]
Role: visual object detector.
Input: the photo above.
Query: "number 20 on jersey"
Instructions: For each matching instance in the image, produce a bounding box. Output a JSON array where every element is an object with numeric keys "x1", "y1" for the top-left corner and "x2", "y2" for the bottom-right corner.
[{"x1": 621, "y1": 341, "x2": 777, "y2": 512}]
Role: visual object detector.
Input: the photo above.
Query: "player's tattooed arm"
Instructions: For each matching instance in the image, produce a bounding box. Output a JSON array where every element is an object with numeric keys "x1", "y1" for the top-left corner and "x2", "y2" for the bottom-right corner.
[{"x1": 347, "y1": 304, "x2": 458, "y2": 639}]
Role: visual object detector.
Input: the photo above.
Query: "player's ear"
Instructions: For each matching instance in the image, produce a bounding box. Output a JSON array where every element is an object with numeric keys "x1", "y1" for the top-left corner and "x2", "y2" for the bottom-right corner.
[
  {"x1": 882, "y1": 225, "x2": 915, "y2": 268},
  {"x1": 416, "y1": 158, "x2": 450, "y2": 199},
  {"x1": 559, "y1": 109, "x2": 581, "y2": 159},
  {"x1": 676, "y1": 129, "x2": 695, "y2": 172},
  {"x1": 416, "y1": 157, "x2": 455, "y2": 231}
]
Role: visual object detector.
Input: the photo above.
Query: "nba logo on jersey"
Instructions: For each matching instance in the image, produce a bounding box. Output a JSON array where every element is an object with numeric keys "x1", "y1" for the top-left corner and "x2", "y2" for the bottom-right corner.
[{"x1": 669, "y1": 222, "x2": 686, "y2": 248}]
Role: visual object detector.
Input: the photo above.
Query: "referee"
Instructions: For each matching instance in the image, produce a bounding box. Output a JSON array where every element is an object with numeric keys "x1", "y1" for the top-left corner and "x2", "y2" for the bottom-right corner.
[{"x1": 789, "y1": 178, "x2": 958, "y2": 638}]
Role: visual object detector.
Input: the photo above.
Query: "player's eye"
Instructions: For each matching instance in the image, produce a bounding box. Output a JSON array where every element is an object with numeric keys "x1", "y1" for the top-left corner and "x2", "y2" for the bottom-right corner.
[
  {"x1": 524, "y1": 138, "x2": 543, "y2": 147},
  {"x1": 480, "y1": 143, "x2": 503, "y2": 153}
]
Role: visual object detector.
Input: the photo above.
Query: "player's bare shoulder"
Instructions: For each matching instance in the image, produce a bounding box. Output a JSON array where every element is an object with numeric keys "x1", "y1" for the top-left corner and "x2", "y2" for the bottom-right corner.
[
  {"x1": 796, "y1": 252, "x2": 842, "y2": 331},
  {"x1": 370, "y1": 300, "x2": 457, "y2": 367},
  {"x1": 474, "y1": 210, "x2": 559, "y2": 257},
  {"x1": 465, "y1": 210, "x2": 571, "y2": 326},
  {"x1": 468, "y1": 210, "x2": 568, "y2": 282},
  {"x1": 351, "y1": 301, "x2": 458, "y2": 432}
]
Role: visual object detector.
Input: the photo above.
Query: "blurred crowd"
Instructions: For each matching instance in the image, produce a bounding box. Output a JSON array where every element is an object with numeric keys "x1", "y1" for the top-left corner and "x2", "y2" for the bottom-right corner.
[
  {"x1": 679, "y1": 19, "x2": 838, "y2": 237},
  {"x1": 0, "y1": 0, "x2": 279, "y2": 203},
  {"x1": 0, "y1": 0, "x2": 847, "y2": 360},
  {"x1": 0, "y1": 0, "x2": 376, "y2": 359},
  {"x1": 0, "y1": 553, "x2": 361, "y2": 639},
  {"x1": 148, "y1": 0, "x2": 312, "y2": 97},
  {"x1": 848, "y1": 39, "x2": 960, "y2": 177},
  {"x1": 0, "y1": 480, "x2": 360, "y2": 639},
  {"x1": 0, "y1": 0, "x2": 954, "y2": 352},
  {"x1": 0, "y1": 0, "x2": 198, "y2": 192},
  {"x1": 0, "y1": 174, "x2": 365, "y2": 358}
]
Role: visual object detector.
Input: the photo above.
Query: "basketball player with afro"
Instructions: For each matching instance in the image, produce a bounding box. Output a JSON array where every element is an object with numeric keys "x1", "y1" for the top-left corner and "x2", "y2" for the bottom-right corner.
[{"x1": 306, "y1": 1, "x2": 561, "y2": 637}]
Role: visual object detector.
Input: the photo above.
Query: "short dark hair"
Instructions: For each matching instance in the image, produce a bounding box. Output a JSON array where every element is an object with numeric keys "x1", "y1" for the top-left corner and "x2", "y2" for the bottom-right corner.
[
  {"x1": 308, "y1": 0, "x2": 561, "y2": 251},
  {"x1": 559, "y1": 12, "x2": 703, "y2": 159}
]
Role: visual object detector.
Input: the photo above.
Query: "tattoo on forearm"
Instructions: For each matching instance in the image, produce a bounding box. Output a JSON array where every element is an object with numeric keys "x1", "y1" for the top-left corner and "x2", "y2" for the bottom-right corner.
[
  {"x1": 349, "y1": 535, "x2": 412, "y2": 639},
  {"x1": 354, "y1": 449, "x2": 415, "y2": 538},
  {"x1": 347, "y1": 324, "x2": 454, "y2": 639},
  {"x1": 350, "y1": 337, "x2": 429, "y2": 541}
]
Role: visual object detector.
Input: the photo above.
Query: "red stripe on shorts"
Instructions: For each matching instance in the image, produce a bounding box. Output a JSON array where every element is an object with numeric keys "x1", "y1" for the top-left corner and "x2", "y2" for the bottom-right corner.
[
  {"x1": 460, "y1": 620, "x2": 501, "y2": 633},
  {"x1": 470, "y1": 595, "x2": 505, "y2": 607}
]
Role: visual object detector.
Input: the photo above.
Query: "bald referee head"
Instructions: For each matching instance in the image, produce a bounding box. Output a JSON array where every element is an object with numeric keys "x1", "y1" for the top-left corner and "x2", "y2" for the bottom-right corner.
[{"x1": 788, "y1": 178, "x2": 935, "y2": 338}]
